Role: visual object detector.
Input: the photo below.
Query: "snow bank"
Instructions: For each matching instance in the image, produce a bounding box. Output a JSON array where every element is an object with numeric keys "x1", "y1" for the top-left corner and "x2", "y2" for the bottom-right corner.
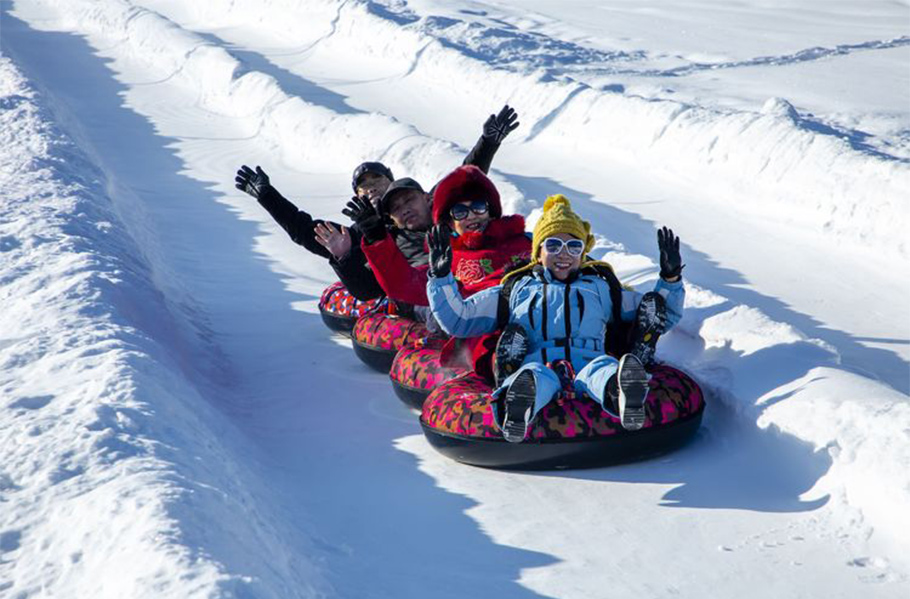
[
  {"x1": 0, "y1": 55, "x2": 328, "y2": 598},
  {"x1": 7, "y1": 0, "x2": 908, "y2": 581},
  {"x1": 12, "y1": 0, "x2": 530, "y2": 213},
  {"x1": 657, "y1": 283, "x2": 910, "y2": 551},
  {"x1": 371, "y1": 0, "x2": 909, "y2": 261},
  {"x1": 761, "y1": 368, "x2": 910, "y2": 550},
  {"x1": 23, "y1": 0, "x2": 908, "y2": 258},
  {"x1": 165, "y1": 0, "x2": 909, "y2": 260}
]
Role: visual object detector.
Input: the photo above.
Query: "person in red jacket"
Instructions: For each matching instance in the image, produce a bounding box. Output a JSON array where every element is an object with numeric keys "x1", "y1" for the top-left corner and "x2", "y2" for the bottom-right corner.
[
  {"x1": 349, "y1": 165, "x2": 530, "y2": 375},
  {"x1": 356, "y1": 165, "x2": 531, "y2": 307}
]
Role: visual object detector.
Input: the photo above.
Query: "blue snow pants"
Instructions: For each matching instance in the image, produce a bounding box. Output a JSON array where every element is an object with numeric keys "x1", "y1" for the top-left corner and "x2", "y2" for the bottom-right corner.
[{"x1": 493, "y1": 355, "x2": 620, "y2": 421}]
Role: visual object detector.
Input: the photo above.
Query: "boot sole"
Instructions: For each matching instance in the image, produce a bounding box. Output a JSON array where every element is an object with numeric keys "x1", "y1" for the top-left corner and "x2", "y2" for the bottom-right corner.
[
  {"x1": 618, "y1": 355, "x2": 649, "y2": 431},
  {"x1": 502, "y1": 370, "x2": 536, "y2": 443},
  {"x1": 631, "y1": 294, "x2": 666, "y2": 366},
  {"x1": 494, "y1": 325, "x2": 529, "y2": 388}
]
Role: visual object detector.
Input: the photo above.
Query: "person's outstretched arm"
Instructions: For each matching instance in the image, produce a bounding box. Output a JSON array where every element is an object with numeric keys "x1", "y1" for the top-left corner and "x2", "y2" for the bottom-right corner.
[
  {"x1": 618, "y1": 227, "x2": 685, "y2": 330},
  {"x1": 426, "y1": 224, "x2": 501, "y2": 337},
  {"x1": 235, "y1": 164, "x2": 334, "y2": 259},
  {"x1": 462, "y1": 105, "x2": 520, "y2": 174}
]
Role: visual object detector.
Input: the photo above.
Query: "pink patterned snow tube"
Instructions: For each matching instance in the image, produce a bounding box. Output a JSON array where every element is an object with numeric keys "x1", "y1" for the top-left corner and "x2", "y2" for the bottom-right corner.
[
  {"x1": 420, "y1": 364, "x2": 706, "y2": 469},
  {"x1": 389, "y1": 337, "x2": 468, "y2": 409},
  {"x1": 350, "y1": 312, "x2": 429, "y2": 373},
  {"x1": 318, "y1": 282, "x2": 387, "y2": 334}
]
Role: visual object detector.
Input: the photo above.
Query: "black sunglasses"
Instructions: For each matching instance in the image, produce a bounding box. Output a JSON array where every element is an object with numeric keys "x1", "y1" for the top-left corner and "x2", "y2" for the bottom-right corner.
[{"x1": 449, "y1": 199, "x2": 489, "y2": 221}]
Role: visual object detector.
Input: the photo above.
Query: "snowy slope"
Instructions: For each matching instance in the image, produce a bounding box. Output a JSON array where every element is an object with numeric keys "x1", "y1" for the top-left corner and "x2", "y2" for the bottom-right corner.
[
  {"x1": 134, "y1": 0, "x2": 910, "y2": 386},
  {"x1": 1, "y1": 0, "x2": 908, "y2": 597},
  {"x1": 0, "y1": 55, "x2": 331, "y2": 597}
]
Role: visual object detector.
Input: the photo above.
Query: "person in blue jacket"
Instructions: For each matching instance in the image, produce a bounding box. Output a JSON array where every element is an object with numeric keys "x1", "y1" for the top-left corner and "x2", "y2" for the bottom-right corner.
[{"x1": 425, "y1": 195, "x2": 685, "y2": 442}]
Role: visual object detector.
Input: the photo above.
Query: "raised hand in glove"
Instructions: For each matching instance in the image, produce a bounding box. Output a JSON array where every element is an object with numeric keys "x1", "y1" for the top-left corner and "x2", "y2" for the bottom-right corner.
[
  {"x1": 235, "y1": 165, "x2": 271, "y2": 199},
  {"x1": 427, "y1": 223, "x2": 453, "y2": 278},
  {"x1": 658, "y1": 226, "x2": 684, "y2": 281},
  {"x1": 482, "y1": 104, "x2": 520, "y2": 144},
  {"x1": 342, "y1": 195, "x2": 386, "y2": 245}
]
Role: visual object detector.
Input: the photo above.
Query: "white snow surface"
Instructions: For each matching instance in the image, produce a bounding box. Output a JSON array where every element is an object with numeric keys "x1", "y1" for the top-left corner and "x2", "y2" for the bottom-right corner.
[{"x1": 1, "y1": 0, "x2": 908, "y2": 597}]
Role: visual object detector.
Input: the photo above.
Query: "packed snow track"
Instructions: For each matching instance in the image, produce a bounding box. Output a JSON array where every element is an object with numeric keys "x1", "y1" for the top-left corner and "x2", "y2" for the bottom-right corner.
[{"x1": 1, "y1": 0, "x2": 908, "y2": 597}]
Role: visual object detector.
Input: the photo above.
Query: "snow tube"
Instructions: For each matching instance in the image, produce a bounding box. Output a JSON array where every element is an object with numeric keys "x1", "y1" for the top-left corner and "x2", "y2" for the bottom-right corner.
[
  {"x1": 421, "y1": 364, "x2": 705, "y2": 470},
  {"x1": 318, "y1": 282, "x2": 387, "y2": 335},
  {"x1": 389, "y1": 337, "x2": 468, "y2": 410},
  {"x1": 351, "y1": 312, "x2": 429, "y2": 373}
]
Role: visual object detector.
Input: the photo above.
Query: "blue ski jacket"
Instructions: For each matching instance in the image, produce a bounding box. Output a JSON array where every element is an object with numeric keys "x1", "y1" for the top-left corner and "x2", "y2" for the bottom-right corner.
[{"x1": 427, "y1": 266, "x2": 685, "y2": 371}]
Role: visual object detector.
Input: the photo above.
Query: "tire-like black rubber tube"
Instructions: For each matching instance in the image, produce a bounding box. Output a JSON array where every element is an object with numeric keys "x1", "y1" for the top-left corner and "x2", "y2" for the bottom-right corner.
[
  {"x1": 352, "y1": 340, "x2": 397, "y2": 373},
  {"x1": 390, "y1": 378, "x2": 431, "y2": 410},
  {"x1": 421, "y1": 404, "x2": 704, "y2": 470},
  {"x1": 319, "y1": 308, "x2": 357, "y2": 335}
]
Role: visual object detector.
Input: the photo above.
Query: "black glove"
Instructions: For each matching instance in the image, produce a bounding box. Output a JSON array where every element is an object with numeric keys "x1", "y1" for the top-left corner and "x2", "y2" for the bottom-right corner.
[
  {"x1": 482, "y1": 105, "x2": 520, "y2": 144},
  {"x1": 427, "y1": 224, "x2": 453, "y2": 278},
  {"x1": 658, "y1": 226, "x2": 684, "y2": 280},
  {"x1": 342, "y1": 195, "x2": 386, "y2": 245},
  {"x1": 235, "y1": 165, "x2": 271, "y2": 199}
]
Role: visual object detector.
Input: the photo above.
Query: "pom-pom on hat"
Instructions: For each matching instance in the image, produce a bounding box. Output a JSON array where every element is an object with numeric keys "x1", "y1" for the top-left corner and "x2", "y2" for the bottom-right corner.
[
  {"x1": 432, "y1": 165, "x2": 502, "y2": 224},
  {"x1": 532, "y1": 195, "x2": 595, "y2": 261}
]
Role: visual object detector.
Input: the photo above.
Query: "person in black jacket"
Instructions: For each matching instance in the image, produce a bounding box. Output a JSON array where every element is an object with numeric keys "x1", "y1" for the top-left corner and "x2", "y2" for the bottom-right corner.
[
  {"x1": 235, "y1": 105, "x2": 520, "y2": 300},
  {"x1": 236, "y1": 161, "x2": 394, "y2": 298}
]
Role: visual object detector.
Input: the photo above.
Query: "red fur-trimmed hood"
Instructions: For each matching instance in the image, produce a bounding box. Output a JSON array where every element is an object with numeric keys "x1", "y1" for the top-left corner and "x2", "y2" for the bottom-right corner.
[{"x1": 432, "y1": 165, "x2": 502, "y2": 224}]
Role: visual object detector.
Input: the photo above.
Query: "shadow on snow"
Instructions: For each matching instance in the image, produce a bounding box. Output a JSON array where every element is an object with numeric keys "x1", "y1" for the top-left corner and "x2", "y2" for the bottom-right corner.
[
  {"x1": 0, "y1": 7, "x2": 555, "y2": 598},
  {"x1": 497, "y1": 174, "x2": 851, "y2": 513}
]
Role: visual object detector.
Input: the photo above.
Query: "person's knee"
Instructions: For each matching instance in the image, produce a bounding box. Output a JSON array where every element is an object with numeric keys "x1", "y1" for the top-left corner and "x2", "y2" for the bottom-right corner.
[{"x1": 576, "y1": 356, "x2": 619, "y2": 399}]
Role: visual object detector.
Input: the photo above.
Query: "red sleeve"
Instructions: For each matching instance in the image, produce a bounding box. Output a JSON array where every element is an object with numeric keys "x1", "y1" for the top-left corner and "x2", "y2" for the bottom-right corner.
[{"x1": 361, "y1": 234, "x2": 430, "y2": 306}]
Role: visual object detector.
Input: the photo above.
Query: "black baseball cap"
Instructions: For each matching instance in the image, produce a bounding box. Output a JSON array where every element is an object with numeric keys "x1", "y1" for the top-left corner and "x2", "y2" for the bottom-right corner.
[
  {"x1": 379, "y1": 177, "x2": 425, "y2": 216},
  {"x1": 351, "y1": 161, "x2": 394, "y2": 191}
]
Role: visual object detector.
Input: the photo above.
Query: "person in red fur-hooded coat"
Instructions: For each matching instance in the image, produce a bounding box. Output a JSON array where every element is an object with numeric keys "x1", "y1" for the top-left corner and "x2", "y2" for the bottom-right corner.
[
  {"x1": 362, "y1": 165, "x2": 530, "y2": 376},
  {"x1": 362, "y1": 164, "x2": 530, "y2": 307}
]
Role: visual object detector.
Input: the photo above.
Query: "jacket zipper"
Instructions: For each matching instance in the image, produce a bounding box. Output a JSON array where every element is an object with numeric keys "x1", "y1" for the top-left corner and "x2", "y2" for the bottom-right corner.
[
  {"x1": 541, "y1": 281, "x2": 549, "y2": 363},
  {"x1": 563, "y1": 280, "x2": 572, "y2": 363}
]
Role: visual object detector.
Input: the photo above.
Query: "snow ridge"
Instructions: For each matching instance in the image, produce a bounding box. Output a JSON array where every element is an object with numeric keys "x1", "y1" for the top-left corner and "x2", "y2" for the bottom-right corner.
[
  {"x1": 109, "y1": 0, "x2": 908, "y2": 261},
  {"x1": 16, "y1": 0, "x2": 910, "y2": 555},
  {"x1": 12, "y1": 0, "x2": 532, "y2": 211},
  {"x1": 0, "y1": 55, "x2": 329, "y2": 599},
  {"x1": 3, "y1": 0, "x2": 909, "y2": 594},
  {"x1": 364, "y1": 0, "x2": 909, "y2": 259}
]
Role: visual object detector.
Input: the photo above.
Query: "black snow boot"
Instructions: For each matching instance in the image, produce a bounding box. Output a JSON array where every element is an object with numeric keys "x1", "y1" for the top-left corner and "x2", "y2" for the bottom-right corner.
[
  {"x1": 501, "y1": 369, "x2": 536, "y2": 443},
  {"x1": 602, "y1": 372, "x2": 620, "y2": 418},
  {"x1": 617, "y1": 354, "x2": 649, "y2": 431},
  {"x1": 493, "y1": 323, "x2": 529, "y2": 387},
  {"x1": 629, "y1": 292, "x2": 667, "y2": 367}
]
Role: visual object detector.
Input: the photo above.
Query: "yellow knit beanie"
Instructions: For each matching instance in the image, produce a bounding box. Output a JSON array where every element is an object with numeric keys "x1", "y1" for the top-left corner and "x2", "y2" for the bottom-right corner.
[{"x1": 532, "y1": 194, "x2": 596, "y2": 261}]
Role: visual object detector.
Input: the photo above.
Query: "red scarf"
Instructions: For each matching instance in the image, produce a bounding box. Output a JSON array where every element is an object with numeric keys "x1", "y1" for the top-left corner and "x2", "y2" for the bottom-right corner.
[
  {"x1": 440, "y1": 214, "x2": 531, "y2": 375},
  {"x1": 451, "y1": 214, "x2": 531, "y2": 295}
]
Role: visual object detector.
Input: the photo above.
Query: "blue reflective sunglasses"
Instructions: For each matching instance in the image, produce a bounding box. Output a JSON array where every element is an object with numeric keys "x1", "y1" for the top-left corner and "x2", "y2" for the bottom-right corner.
[
  {"x1": 543, "y1": 237, "x2": 585, "y2": 257},
  {"x1": 449, "y1": 199, "x2": 489, "y2": 221}
]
